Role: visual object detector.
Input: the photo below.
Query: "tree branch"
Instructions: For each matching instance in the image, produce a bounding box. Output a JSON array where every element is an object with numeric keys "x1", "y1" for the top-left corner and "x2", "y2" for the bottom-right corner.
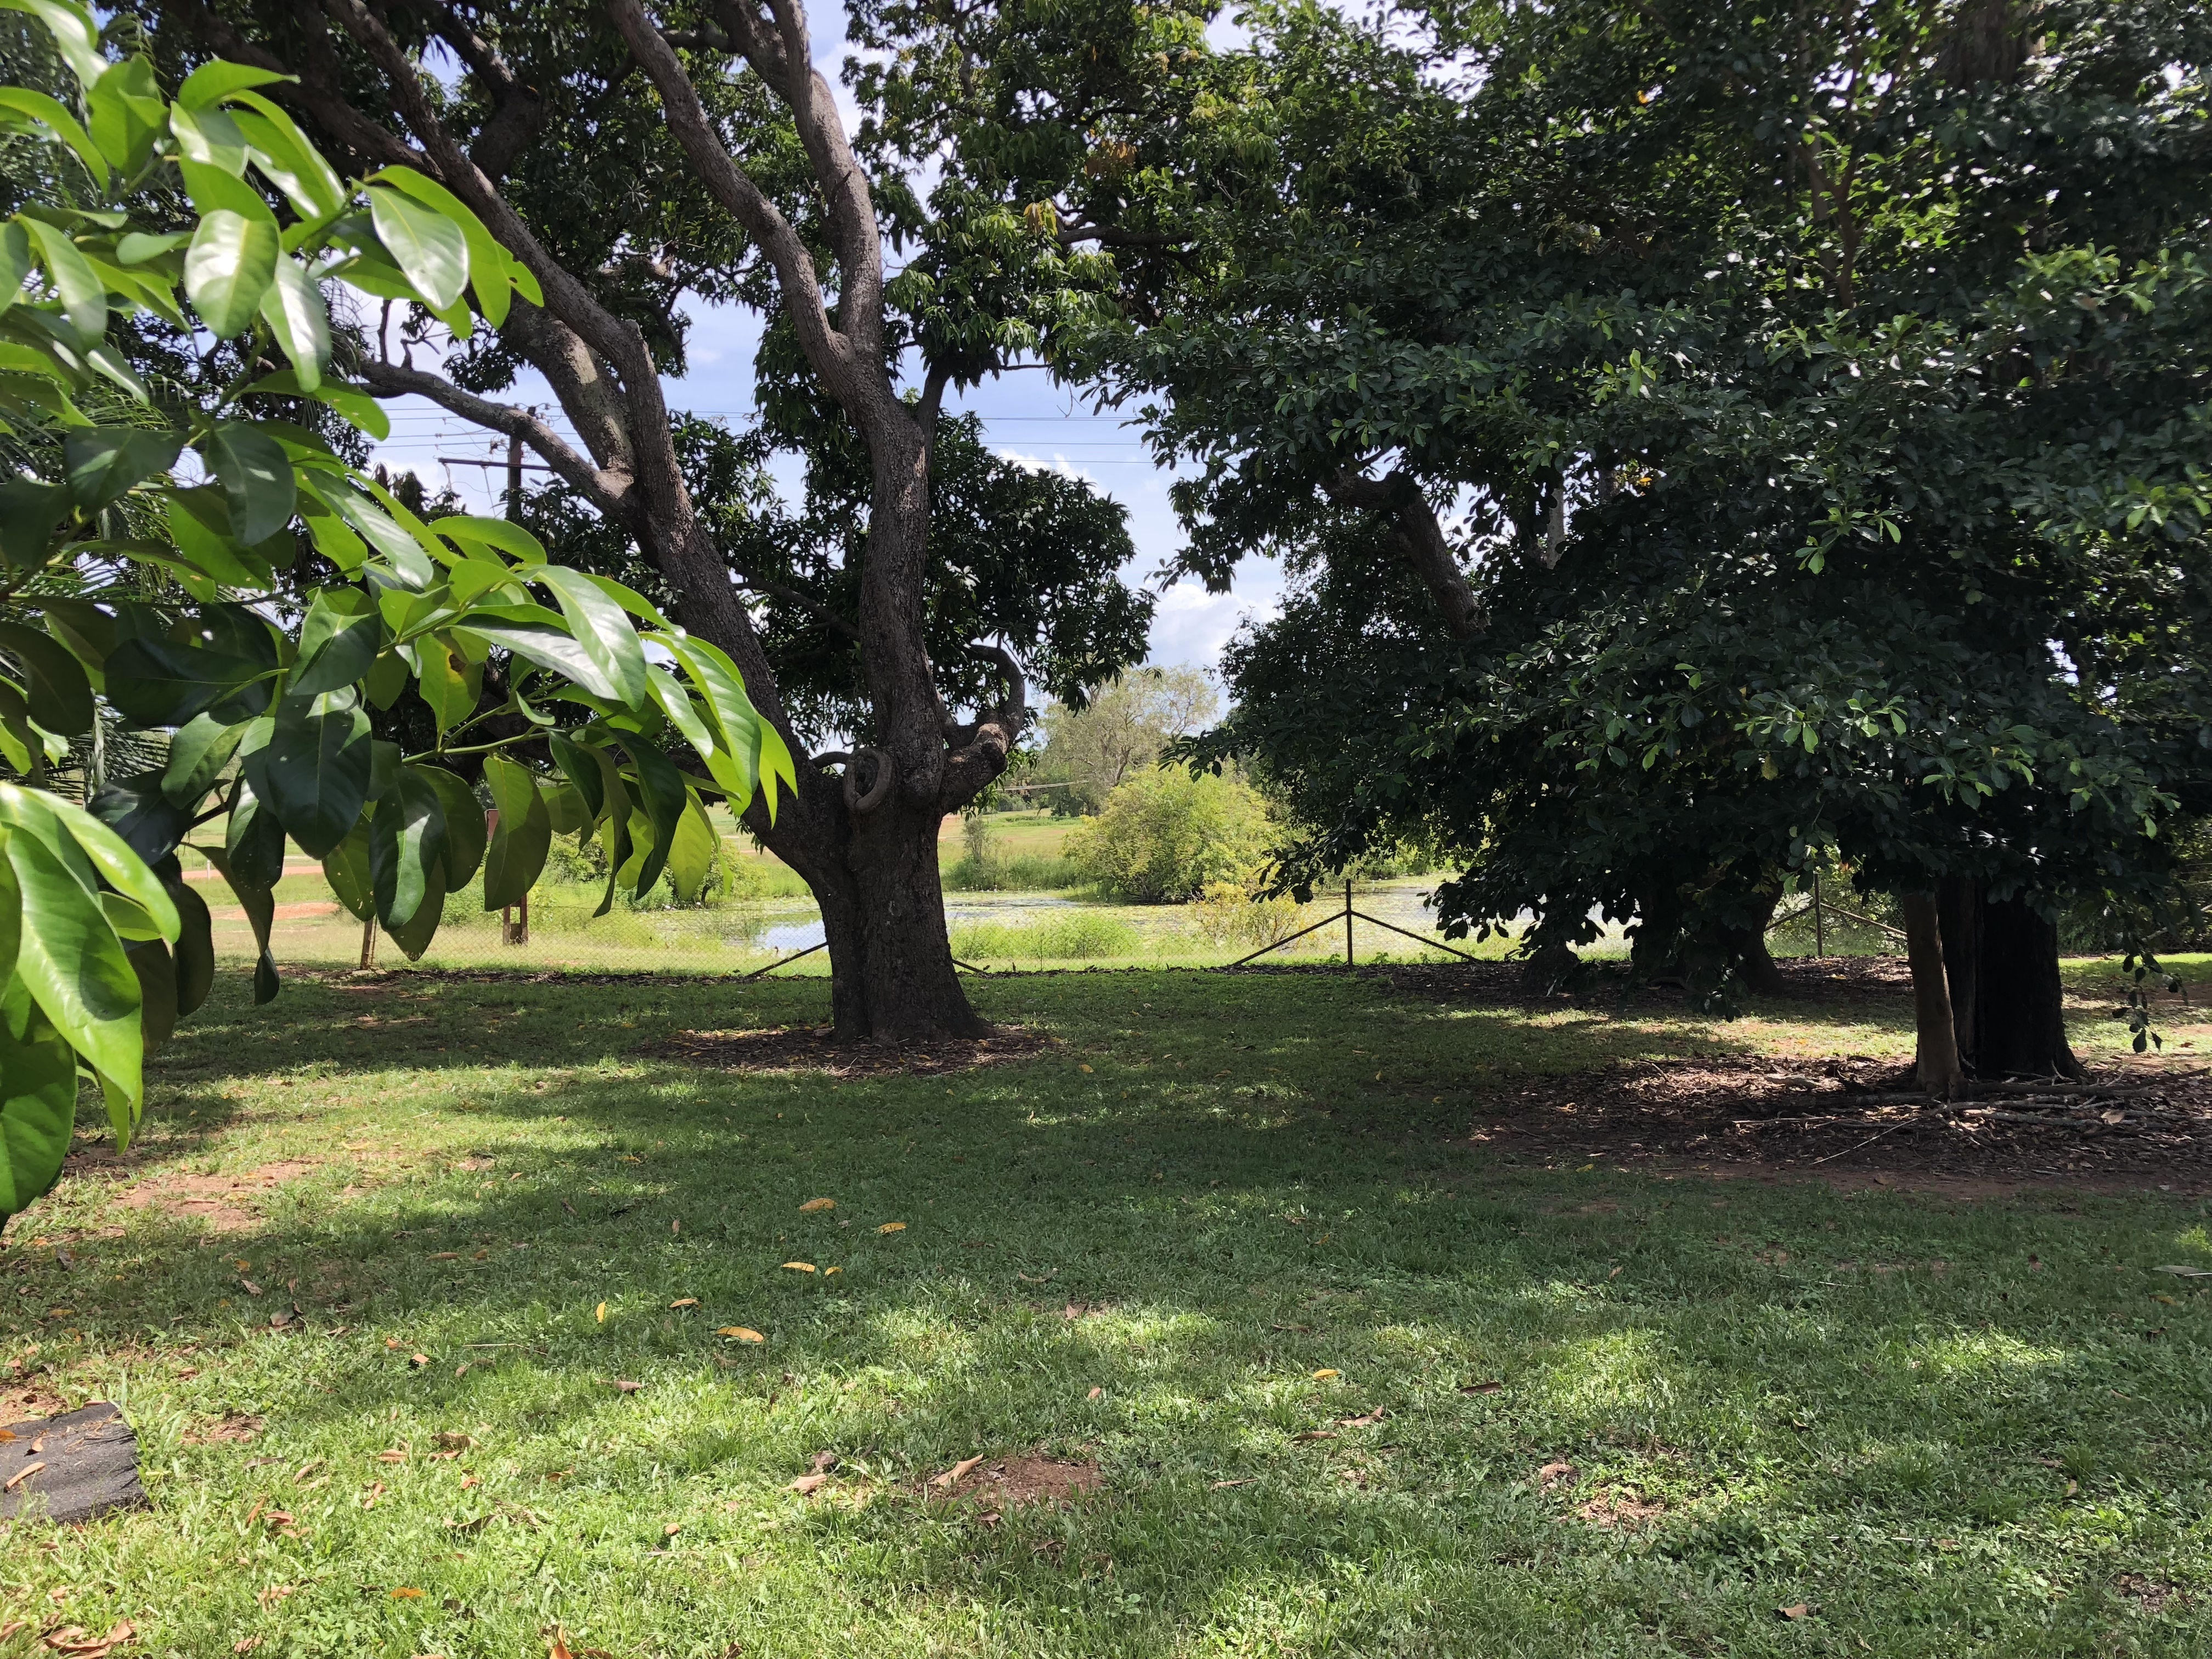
[
  {"x1": 1324, "y1": 468, "x2": 1485, "y2": 638},
  {"x1": 938, "y1": 641, "x2": 1028, "y2": 811}
]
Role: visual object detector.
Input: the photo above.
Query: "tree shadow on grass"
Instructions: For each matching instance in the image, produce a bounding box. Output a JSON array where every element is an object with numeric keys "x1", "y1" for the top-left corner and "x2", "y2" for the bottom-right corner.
[{"x1": 6, "y1": 971, "x2": 2209, "y2": 1656}]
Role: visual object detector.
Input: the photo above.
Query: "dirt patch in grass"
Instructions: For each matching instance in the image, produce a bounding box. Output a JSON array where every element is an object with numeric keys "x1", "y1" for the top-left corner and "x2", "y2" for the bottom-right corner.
[
  {"x1": 1461, "y1": 1054, "x2": 2212, "y2": 1192},
  {"x1": 648, "y1": 1024, "x2": 1052, "y2": 1077},
  {"x1": 182, "y1": 1412, "x2": 264, "y2": 1445},
  {"x1": 115, "y1": 1161, "x2": 320, "y2": 1232},
  {"x1": 1577, "y1": 1490, "x2": 1667, "y2": 1528},
  {"x1": 933, "y1": 1453, "x2": 1103, "y2": 1511}
]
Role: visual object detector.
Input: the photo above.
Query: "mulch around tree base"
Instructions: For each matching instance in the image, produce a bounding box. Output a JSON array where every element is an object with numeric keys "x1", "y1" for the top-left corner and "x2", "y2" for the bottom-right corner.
[
  {"x1": 1458, "y1": 1056, "x2": 2212, "y2": 1190},
  {"x1": 647, "y1": 1025, "x2": 1053, "y2": 1077}
]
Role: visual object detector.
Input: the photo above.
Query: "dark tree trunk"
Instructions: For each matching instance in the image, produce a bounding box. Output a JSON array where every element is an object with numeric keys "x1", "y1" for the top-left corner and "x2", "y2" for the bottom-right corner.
[
  {"x1": 1931, "y1": 881, "x2": 2081, "y2": 1080},
  {"x1": 1900, "y1": 891, "x2": 1966, "y2": 1096},
  {"x1": 1719, "y1": 887, "x2": 1788, "y2": 996}
]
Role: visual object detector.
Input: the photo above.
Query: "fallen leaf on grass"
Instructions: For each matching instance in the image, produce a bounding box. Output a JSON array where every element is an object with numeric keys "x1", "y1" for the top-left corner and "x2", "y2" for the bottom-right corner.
[
  {"x1": 390, "y1": 1587, "x2": 425, "y2": 1599},
  {"x1": 1087, "y1": 1386, "x2": 1103, "y2": 1401},
  {"x1": 1460, "y1": 1380, "x2": 1505, "y2": 1395},
  {"x1": 663, "y1": 1522, "x2": 681, "y2": 1537},
  {"x1": 233, "y1": 1641, "x2": 260, "y2": 1654},
  {"x1": 1209, "y1": 1479, "x2": 1254, "y2": 1489},
  {"x1": 1777, "y1": 1604, "x2": 1812, "y2": 1621},
  {"x1": 379, "y1": 1447, "x2": 410, "y2": 1463},
  {"x1": 40, "y1": 1623, "x2": 134, "y2": 1656},
  {"x1": 595, "y1": 1302, "x2": 607, "y2": 1323},
  {"x1": 361, "y1": 1481, "x2": 387, "y2": 1508},
  {"x1": 718, "y1": 1327, "x2": 765, "y2": 1343},
  {"x1": 430, "y1": 1252, "x2": 458, "y2": 1261},
  {"x1": 933, "y1": 1455, "x2": 986, "y2": 1488},
  {"x1": 783, "y1": 1262, "x2": 817, "y2": 1273},
  {"x1": 1536, "y1": 1461, "x2": 1579, "y2": 1489},
  {"x1": 877, "y1": 1222, "x2": 906, "y2": 1234},
  {"x1": 824, "y1": 1266, "x2": 842, "y2": 1277},
  {"x1": 2155, "y1": 1265, "x2": 2212, "y2": 1278},
  {"x1": 460, "y1": 1474, "x2": 481, "y2": 1491},
  {"x1": 603, "y1": 1379, "x2": 644, "y2": 1393},
  {"x1": 409, "y1": 1353, "x2": 429, "y2": 1368},
  {"x1": 1289, "y1": 1431, "x2": 1335, "y2": 1443},
  {"x1": 669, "y1": 1298, "x2": 698, "y2": 1310},
  {"x1": 1017, "y1": 1272, "x2": 1053, "y2": 1284},
  {"x1": 1311, "y1": 1369, "x2": 1340, "y2": 1380},
  {"x1": 788, "y1": 1473, "x2": 831, "y2": 1496},
  {"x1": 1336, "y1": 1408, "x2": 1389, "y2": 1427},
  {"x1": 798, "y1": 1198, "x2": 836, "y2": 1213}
]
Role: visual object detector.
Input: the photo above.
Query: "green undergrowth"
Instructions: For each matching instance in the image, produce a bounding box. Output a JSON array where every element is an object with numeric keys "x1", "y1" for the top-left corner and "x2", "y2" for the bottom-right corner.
[{"x1": 1, "y1": 967, "x2": 2207, "y2": 1656}]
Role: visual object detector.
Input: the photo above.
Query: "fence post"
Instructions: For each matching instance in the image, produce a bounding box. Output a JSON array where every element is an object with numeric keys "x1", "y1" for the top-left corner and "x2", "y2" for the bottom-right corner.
[
  {"x1": 359, "y1": 913, "x2": 376, "y2": 970},
  {"x1": 1813, "y1": 871, "x2": 1825, "y2": 958},
  {"x1": 1345, "y1": 879, "x2": 1354, "y2": 967}
]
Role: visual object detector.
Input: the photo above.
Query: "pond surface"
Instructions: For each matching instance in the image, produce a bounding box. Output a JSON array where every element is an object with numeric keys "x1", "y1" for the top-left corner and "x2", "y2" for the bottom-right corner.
[{"x1": 758, "y1": 891, "x2": 1087, "y2": 953}]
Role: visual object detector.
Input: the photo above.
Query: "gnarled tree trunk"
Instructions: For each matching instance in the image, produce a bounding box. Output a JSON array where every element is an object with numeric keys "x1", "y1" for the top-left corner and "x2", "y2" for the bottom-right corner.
[
  {"x1": 1900, "y1": 891, "x2": 1965, "y2": 1097},
  {"x1": 1934, "y1": 881, "x2": 2081, "y2": 1080}
]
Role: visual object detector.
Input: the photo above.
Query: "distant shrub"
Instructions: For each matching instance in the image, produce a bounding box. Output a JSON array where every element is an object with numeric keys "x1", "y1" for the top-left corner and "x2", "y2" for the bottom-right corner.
[
  {"x1": 1190, "y1": 881, "x2": 1310, "y2": 949},
  {"x1": 949, "y1": 913, "x2": 1138, "y2": 960},
  {"x1": 1063, "y1": 768, "x2": 1274, "y2": 902},
  {"x1": 946, "y1": 851, "x2": 1080, "y2": 891}
]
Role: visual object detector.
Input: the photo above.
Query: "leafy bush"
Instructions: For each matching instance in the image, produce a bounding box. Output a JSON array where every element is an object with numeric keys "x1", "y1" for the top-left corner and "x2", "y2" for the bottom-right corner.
[
  {"x1": 949, "y1": 913, "x2": 1138, "y2": 960},
  {"x1": 1063, "y1": 769, "x2": 1275, "y2": 901},
  {"x1": 1190, "y1": 882, "x2": 1311, "y2": 949}
]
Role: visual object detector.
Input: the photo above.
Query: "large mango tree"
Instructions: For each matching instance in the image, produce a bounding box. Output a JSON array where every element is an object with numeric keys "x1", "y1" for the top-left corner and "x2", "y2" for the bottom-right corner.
[{"x1": 0, "y1": 1, "x2": 791, "y2": 1223}]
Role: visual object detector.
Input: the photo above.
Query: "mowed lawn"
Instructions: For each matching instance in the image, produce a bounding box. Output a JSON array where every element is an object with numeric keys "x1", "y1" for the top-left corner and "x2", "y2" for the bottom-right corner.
[{"x1": 4, "y1": 966, "x2": 2210, "y2": 1657}]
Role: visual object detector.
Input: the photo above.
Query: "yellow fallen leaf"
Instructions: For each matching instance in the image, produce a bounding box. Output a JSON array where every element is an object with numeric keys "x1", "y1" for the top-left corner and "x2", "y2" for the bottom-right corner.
[
  {"x1": 877, "y1": 1222, "x2": 907, "y2": 1234},
  {"x1": 1312, "y1": 1369, "x2": 1340, "y2": 1380},
  {"x1": 669, "y1": 1297, "x2": 698, "y2": 1309},
  {"x1": 390, "y1": 1586, "x2": 425, "y2": 1599},
  {"x1": 783, "y1": 1262, "x2": 817, "y2": 1273},
  {"x1": 1079, "y1": 1064, "x2": 1093, "y2": 1073},
  {"x1": 933, "y1": 1454, "x2": 986, "y2": 1487},
  {"x1": 718, "y1": 1327, "x2": 765, "y2": 1343},
  {"x1": 595, "y1": 1301, "x2": 607, "y2": 1323},
  {"x1": 663, "y1": 1521, "x2": 681, "y2": 1536},
  {"x1": 798, "y1": 1197, "x2": 835, "y2": 1212},
  {"x1": 824, "y1": 1266, "x2": 843, "y2": 1276}
]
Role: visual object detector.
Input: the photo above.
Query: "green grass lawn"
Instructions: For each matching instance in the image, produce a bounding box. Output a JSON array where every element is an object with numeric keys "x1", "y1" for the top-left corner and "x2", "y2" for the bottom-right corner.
[{"x1": 4, "y1": 966, "x2": 2209, "y2": 1656}]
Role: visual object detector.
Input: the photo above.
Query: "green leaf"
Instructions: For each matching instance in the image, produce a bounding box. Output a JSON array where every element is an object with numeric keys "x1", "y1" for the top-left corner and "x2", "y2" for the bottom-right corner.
[
  {"x1": 177, "y1": 61, "x2": 295, "y2": 109},
  {"x1": 167, "y1": 878, "x2": 214, "y2": 1017},
  {"x1": 244, "y1": 697, "x2": 373, "y2": 857},
  {"x1": 414, "y1": 633, "x2": 477, "y2": 735},
  {"x1": 322, "y1": 819, "x2": 373, "y2": 921},
  {"x1": 0, "y1": 618, "x2": 92, "y2": 734},
  {"x1": 84, "y1": 769, "x2": 191, "y2": 868},
  {"x1": 0, "y1": 88, "x2": 106, "y2": 184},
  {"x1": 366, "y1": 166, "x2": 511, "y2": 325},
  {"x1": 540, "y1": 777, "x2": 588, "y2": 836},
  {"x1": 536, "y1": 566, "x2": 647, "y2": 708},
  {"x1": 62, "y1": 425, "x2": 181, "y2": 511},
  {"x1": 23, "y1": 216, "x2": 108, "y2": 344},
  {"x1": 167, "y1": 101, "x2": 246, "y2": 175},
  {"x1": 228, "y1": 98, "x2": 346, "y2": 222},
  {"x1": 102, "y1": 633, "x2": 263, "y2": 727},
  {"x1": 84, "y1": 53, "x2": 163, "y2": 173},
  {"x1": 365, "y1": 184, "x2": 469, "y2": 311},
  {"x1": 369, "y1": 764, "x2": 447, "y2": 929},
  {"x1": 548, "y1": 729, "x2": 606, "y2": 820},
  {"x1": 194, "y1": 840, "x2": 279, "y2": 1005},
  {"x1": 382, "y1": 857, "x2": 447, "y2": 961},
  {"x1": 257, "y1": 257, "x2": 329, "y2": 388},
  {"x1": 292, "y1": 586, "x2": 382, "y2": 697},
  {"x1": 0, "y1": 972, "x2": 77, "y2": 1222},
  {"x1": 0, "y1": 476, "x2": 68, "y2": 571},
  {"x1": 481, "y1": 754, "x2": 551, "y2": 910},
  {"x1": 0, "y1": 825, "x2": 15, "y2": 987},
  {"x1": 183, "y1": 208, "x2": 280, "y2": 337},
  {"x1": 364, "y1": 648, "x2": 408, "y2": 710},
  {"x1": 418, "y1": 764, "x2": 486, "y2": 890},
  {"x1": 222, "y1": 768, "x2": 289, "y2": 891},
  {"x1": 435, "y1": 515, "x2": 546, "y2": 565},
  {"x1": 667, "y1": 789, "x2": 717, "y2": 904},
  {"x1": 241, "y1": 370, "x2": 390, "y2": 440},
  {"x1": 32, "y1": 596, "x2": 112, "y2": 669},
  {"x1": 3, "y1": 820, "x2": 142, "y2": 1118},
  {"x1": 622, "y1": 739, "x2": 687, "y2": 898},
  {"x1": 128, "y1": 939, "x2": 177, "y2": 1048},
  {"x1": 452, "y1": 614, "x2": 616, "y2": 697},
  {"x1": 202, "y1": 421, "x2": 296, "y2": 543}
]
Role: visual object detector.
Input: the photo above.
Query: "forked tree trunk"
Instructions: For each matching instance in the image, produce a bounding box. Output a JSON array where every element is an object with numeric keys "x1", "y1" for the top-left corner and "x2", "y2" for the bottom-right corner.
[
  {"x1": 1900, "y1": 891, "x2": 1966, "y2": 1097},
  {"x1": 1935, "y1": 881, "x2": 2081, "y2": 1080}
]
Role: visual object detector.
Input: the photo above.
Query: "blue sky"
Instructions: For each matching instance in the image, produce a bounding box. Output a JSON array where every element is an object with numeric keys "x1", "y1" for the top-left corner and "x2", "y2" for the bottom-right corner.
[{"x1": 364, "y1": 6, "x2": 1280, "y2": 682}]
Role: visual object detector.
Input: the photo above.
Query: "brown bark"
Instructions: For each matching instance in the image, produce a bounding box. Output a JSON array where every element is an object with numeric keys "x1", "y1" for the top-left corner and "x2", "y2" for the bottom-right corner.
[
  {"x1": 1900, "y1": 891, "x2": 1965, "y2": 1097},
  {"x1": 1322, "y1": 470, "x2": 1484, "y2": 637},
  {"x1": 1718, "y1": 887, "x2": 1788, "y2": 997}
]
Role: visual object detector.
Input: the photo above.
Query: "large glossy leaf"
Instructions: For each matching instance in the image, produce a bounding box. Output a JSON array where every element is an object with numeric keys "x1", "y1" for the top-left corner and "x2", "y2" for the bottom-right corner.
[
  {"x1": 667, "y1": 790, "x2": 718, "y2": 904},
  {"x1": 481, "y1": 755, "x2": 551, "y2": 910},
  {"x1": 127, "y1": 939, "x2": 177, "y2": 1048},
  {"x1": 63, "y1": 425, "x2": 183, "y2": 511},
  {"x1": 176, "y1": 61, "x2": 293, "y2": 109},
  {"x1": 223, "y1": 768, "x2": 289, "y2": 892},
  {"x1": 369, "y1": 764, "x2": 447, "y2": 929},
  {"x1": 257, "y1": 257, "x2": 329, "y2": 389},
  {"x1": 452, "y1": 614, "x2": 615, "y2": 698},
  {"x1": 183, "y1": 207, "x2": 280, "y2": 337},
  {"x1": 244, "y1": 697, "x2": 373, "y2": 857},
  {"x1": 21, "y1": 216, "x2": 105, "y2": 343},
  {"x1": 622, "y1": 740, "x2": 689, "y2": 898},
  {"x1": 9, "y1": 781, "x2": 179, "y2": 940},
  {"x1": 383, "y1": 859, "x2": 447, "y2": 961},
  {"x1": 161, "y1": 712, "x2": 246, "y2": 808},
  {"x1": 322, "y1": 819, "x2": 373, "y2": 921},
  {"x1": 166, "y1": 98, "x2": 246, "y2": 174},
  {"x1": 228, "y1": 96, "x2": 346, "y2": 222},
  {"x1": 0, "y1": 617, "x2": 92, "y2": 734},
  {"x1": 0, "y1": 85, "x2": 106, "y2": 184},
  {"x1": 86, "y1": 768, "x2": 193, "y2": 867},
  {"x1": 85, "y1": 54, "x2": 164, "y2": 173},
  {"x1": 548, "y1": 730, "x2": 606, "y2": 820},
  {"x1": 589, "y1": 755, "x2": 632, "y2": 919},
  {"x1": 167, "y1": 878, "x2": 214, "y2": 1017},
  {"x1": 103, "y1": 633, "x2": 263, "y2": 727},
  {"x1": 416, "y1": 765, "x2": 486, "y2": 890},
  {"x1": 0, "y1": 974, "x2": 77, "y2": 1221},
  {"x1": 202, "y1": 421, "x2": 297, "y2": 543},
  {"x1": 414, "y1": 634, "x2": 476, "y2": 734},
  {"x1": 536, "y1": 567, "x2": 647, "y2": 708},
  {"x1": 0, "y1": 476, "x2": 68, "y2": 569},
  {"x1": 291, "y1": 586, "x2": 382, "y2": 697},
  {"x1": 4, "y1": 822, "x2": 142, "y2": 1115},
  {"x1": 196, "y1": 840, "x2": 279, "y2": 1005},
  {"x1": 365, "y1": 184, "x2": 468, "y2": 311},
  {"x1": 366, "y1": 166, "x2": 512, "y2": 325},
  {"x1": 0, "y1": 828, "x2": 16, "y2": 986},
  {"x1": 9, "y1": 0, "x2": 109, "y2": 88}
]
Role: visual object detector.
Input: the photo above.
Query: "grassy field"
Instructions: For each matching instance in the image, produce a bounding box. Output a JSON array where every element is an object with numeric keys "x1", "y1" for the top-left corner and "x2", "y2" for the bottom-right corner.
[{"x1": 4, "y1": 963, "x2": 2210, "y2": 1657}]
